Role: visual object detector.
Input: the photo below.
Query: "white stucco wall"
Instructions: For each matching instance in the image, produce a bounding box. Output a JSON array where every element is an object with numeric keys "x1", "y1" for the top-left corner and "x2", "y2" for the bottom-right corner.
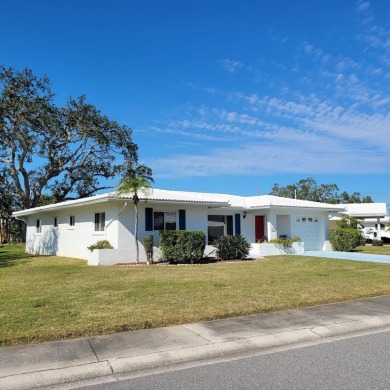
[
  {"x1": 267, "y1": 211, "x2": 278, "y2": 240},
  {"x1": 240, "y1": 213, "x2": 256, "y2": 242},
  {"x1": 25, "y1": 202, "x2": 119, "y2": 260},
  {"x1": 25, "y1": 201, "x2": 225, "y2": 264},
  {"x1": 243, "y1": 209, "x2": 330, "y2": 251},
  {"x1": 276, "y1": 215, "x2": 291, "y2": 237},
  {"x1": 23, "y1": 199, "x2": 333, "y2": 264},
  {"x1": 136, "y1": 203, "x2": 209, "y2": 247},
  {"x1": 250, "y1": 242, "x2": 304, "y2": 257}
]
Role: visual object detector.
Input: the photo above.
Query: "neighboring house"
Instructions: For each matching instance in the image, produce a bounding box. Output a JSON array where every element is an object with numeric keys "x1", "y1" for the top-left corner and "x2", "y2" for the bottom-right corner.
[
  {"x1": 13, "y1": 189, "x2": 344, "y2": 265},
  {"x1": 332, "y1": 203, "x2": 389, "y2": 242}
]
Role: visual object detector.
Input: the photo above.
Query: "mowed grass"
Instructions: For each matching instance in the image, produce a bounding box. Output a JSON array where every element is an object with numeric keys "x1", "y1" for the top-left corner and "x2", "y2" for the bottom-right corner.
[
  {"x1": 1, "y1": 244, "x2": 390, "y2": 347},
  {"x1": 355, "y1": 245, "x2": 390, "y2": 255}
]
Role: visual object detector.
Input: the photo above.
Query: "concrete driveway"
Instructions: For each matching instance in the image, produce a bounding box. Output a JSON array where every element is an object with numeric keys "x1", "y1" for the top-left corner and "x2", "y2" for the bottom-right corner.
[{"x1": 301, "y1": 250, "x2": 390, "y2": 264}]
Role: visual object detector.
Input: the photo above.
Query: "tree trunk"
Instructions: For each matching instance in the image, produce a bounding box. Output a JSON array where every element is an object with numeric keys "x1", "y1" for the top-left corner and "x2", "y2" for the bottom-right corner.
[
  {"x1": 0, "y1": 219, "x2": 5, "y2": 244},
  {"x1": 134, "y1": 202, "x2": 139, "y2": 264}
]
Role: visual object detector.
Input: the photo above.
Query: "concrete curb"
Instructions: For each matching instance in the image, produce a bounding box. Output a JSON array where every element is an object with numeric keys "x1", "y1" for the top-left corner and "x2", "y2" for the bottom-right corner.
[
  {"x1": 1, "y1": 362, "x2": 112, "y2": 390},
  {"x1": 108, "y1": 319, "x2": 390, "y2": 375},
  {"x1": 2, "y1": 315, "x2": 390, "y2": 390}
]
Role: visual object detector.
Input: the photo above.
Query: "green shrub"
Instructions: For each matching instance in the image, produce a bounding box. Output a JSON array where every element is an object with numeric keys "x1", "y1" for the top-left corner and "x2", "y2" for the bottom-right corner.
[
  {"x1": 268, "y1": 236, "x2": 301, "y2": 249},
  {"x1": 87, "y1": 240, "x2": 113, "y2": 252},
  {"x1": 372, "y1": 239, "x2": 384, "y2": 246},
  {"x1": 159, "y1": 230, "x2": 206, "y2": 264},
  {"x1": 329, "y1": 229, "x2": 361, "y2": 252},
  {"x1": 143, "y1": 235, "x2": 154, "y2": 263},
  {"x1": 214, "y1": 235, "x2": 250, "y2": 260},
  {"x1": 336, "y1": 216, "x2": 358, "y2": 229}
]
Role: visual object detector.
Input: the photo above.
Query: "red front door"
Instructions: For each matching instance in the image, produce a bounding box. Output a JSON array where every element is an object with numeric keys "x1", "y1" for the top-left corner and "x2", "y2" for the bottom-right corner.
[{"x1": 255, "y1": 216, "x2": 265, "y2": 242}]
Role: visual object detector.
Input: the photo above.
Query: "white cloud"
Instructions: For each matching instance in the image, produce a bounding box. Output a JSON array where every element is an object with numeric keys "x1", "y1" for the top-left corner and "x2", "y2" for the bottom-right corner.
[
  {"x1": 220, "y1": 59, "x2": 244, "y2": 73},
  {"x1": 151, "y1": 139, "x2": 389, "y2": 179},
  {"x1": 145, "y1": 3, "x2": 390, "y2": 180},
  {"x1": 356, "y1": 1, "x2": 370, "y2": 12}
]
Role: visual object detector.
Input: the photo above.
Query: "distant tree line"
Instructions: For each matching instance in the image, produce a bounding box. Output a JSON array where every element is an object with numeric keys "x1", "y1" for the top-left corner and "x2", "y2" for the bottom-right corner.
[{"x1": 269, "y1": 177, "x2": 373, "y2": 204}]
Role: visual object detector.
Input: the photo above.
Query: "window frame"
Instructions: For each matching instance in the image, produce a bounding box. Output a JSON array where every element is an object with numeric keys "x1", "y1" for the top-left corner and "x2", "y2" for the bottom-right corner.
[
  {"x1": 207, "y1": 214, "x2": 233, "y2": 244},
  {"x1": 36, "y1": 219, "x2": 42, "y2": 234},
  {"x1": 94, "y1": 212, "x2": 106, "y2": 232},
  {"x1": 153, "y1": 210, "x2": 177, "y2": 231}
]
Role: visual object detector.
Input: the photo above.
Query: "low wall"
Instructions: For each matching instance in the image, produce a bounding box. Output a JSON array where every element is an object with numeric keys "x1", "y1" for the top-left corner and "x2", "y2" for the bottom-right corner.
[
  {"x1": 87, "y1": 247, "x2": 163, "y2": 266},
  {"x1": 249, "y1": 242, "x2": 305, "y2": 257},
  {"x1": 87, "y1": 242, "x2": 307, "y2": 265},
  {"x1": 88, "y1": 245, "x2": 217, "y2": 266}
]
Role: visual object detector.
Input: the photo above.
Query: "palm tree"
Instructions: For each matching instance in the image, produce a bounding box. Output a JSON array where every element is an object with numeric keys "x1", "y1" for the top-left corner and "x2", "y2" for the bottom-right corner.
[{"x1": 116, "y1": 176, "x2": 151, "y2": 264}]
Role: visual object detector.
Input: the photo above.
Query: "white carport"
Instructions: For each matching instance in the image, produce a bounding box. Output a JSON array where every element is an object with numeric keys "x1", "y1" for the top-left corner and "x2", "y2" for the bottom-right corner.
[{"x1": 340, "y1": 203, "x2": 388, "y2": 240}]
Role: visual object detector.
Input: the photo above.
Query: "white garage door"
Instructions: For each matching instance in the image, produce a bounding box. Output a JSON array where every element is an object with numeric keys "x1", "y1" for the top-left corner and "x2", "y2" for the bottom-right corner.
[{"x1": 294, "y1": 216, "x2": 322, "y2": 251}]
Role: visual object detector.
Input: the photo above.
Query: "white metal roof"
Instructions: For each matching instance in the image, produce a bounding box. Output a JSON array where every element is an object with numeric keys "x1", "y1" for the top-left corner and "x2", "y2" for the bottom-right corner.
[
  {"x1": 12, "y1": 189, "x2": 230, "y2": 217},
  {"x1": 12, "y1": 192, "x2": 115, "y2": 217},
  {"x1": 135, "y1": 189, "x2": 231, "y2": 205},
  {"x1": 12, "y1": 188, "x2": 346, "y2": 217},
  {"x1": 342, "y1": 203, "x2": 388, "y2": 218},
  {"x1": 244, "y1": 195, "x2": 344, "y2": 210}
]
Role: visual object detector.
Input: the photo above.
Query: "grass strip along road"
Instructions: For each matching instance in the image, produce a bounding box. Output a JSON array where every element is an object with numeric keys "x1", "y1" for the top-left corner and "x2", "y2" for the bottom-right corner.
[{"x1": 1, "y1": 244, "x2": 390, "y2": 347}]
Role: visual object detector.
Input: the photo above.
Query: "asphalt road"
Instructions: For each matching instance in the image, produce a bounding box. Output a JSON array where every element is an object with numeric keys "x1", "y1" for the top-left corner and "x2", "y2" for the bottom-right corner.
[{"x1": 67, "y1": 329, "x2": 390, "y2": 390}]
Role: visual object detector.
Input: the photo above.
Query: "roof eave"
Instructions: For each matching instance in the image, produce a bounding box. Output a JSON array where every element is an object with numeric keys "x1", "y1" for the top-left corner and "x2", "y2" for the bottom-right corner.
[
  {"x1": 140, "y1": 199, "x2": 229, "y2": 207},
  {"x1": 12, "y1": 197, "x2": 114, "y2": 217},
  {"x1": 348, "y1": 213, "x2": 387, "y2": 218},
  {"x1": 249, "y1": 205, "x2": 342, "y2": 211},
  {"x1": 12, "y1": 197, "x2": 230, "y2": 217}
]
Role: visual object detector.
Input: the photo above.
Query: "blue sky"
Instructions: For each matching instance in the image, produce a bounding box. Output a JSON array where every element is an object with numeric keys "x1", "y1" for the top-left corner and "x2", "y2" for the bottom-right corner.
[{"x1": 1, "y1": 0, "x2": 390, "y2": 201}]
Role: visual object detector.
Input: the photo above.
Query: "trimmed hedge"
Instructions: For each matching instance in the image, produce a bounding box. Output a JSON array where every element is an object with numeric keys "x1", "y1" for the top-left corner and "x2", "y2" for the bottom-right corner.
[
  {"x1": 329, "y1": 228, "x2": 361, "y2": 252},
  {"x1": 143, "y1": 235, "x2": 154, "y2": 263},
  {"x1": 372, "y1": 239, "x2": 384, "y2": 246},
  {"x1": 159, "y1": 230, "x2": 206, "y2": 264},
  {"x1": 214, "y1": 235, "x2": 250, "y2": 260}
]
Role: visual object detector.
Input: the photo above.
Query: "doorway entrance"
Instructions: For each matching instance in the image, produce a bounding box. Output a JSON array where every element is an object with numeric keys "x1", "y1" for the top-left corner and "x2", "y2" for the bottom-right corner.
[{"x1": 255, "y1": 216, "x2": 265, "y2": 242}]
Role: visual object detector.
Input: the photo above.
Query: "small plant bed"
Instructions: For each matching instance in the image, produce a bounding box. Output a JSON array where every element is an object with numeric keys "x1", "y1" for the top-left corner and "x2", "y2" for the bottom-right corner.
[
  {"x1": 155, "y1": 257, "x2": 258, "y2": 265},
  {"x1": 1, "y1": 244, "x2": 390, "y2": 347},
  {"x1": 87, "y1": 240, "x2": 113, "y2": 251},
  {"x1": 268, "y1": 236, "x2": 301, "y2": 248}
]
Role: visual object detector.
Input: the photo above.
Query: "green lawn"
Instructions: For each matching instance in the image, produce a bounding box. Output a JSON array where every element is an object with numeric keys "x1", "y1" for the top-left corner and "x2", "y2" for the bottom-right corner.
[
  {"x1": 1, "y1": 244, "x2": 390, "y2": 348},
  {"x1": 355, "y1": 245, "x2": 390, "y2": 255}
]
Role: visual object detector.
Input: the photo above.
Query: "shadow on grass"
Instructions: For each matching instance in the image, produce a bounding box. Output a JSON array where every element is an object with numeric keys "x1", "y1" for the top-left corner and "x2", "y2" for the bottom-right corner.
[
  {"x1": 159, "y1": 257, "x2": 258, "y2": 265},
  {"x1": 0, "y1": 246, "x2": 34, "y2": 268}
]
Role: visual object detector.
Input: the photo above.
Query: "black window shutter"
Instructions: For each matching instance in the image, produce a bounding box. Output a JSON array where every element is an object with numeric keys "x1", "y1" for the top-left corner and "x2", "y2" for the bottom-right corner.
[
  {"x1": 227, "y1": 215, "x2": 233, "y2": 235},
  {"x1": 179, "y1": 209, "x2": 186, "y2": 230},
  {"x1": 234, "y1": 213, "x2": 241, "y2": 235},
  {"x1": 145, "y1": 208, "x2": 153, "y2": 231}
]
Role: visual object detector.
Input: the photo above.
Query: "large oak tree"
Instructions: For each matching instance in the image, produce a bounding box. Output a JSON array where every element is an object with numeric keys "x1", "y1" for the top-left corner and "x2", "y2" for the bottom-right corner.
[{"x1": 0, "y1": 66, "x2": 151, "y2": 211}]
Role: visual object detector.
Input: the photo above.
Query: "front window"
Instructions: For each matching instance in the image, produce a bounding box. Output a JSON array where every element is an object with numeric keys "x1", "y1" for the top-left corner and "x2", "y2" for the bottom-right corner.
[
  {"x1": 154, "y1": 211, "x2": 177, "y2": 230},
  {"x1": 94, "y1": 212, "x2": 105, "y2": 231},
  {"x1": 208, "y1": 215, "x2": 233, "y2": 244},
  {"x1": 36, "y1": 219, "x2": 41, "y2": 233}
]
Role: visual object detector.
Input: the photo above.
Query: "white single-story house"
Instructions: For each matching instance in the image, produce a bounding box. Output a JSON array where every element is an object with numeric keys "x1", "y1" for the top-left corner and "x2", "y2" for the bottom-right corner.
[
  {"x1": 13, "y1": 189, "x2": 344, "y2": 265},
  {"x1": 331, "y1": 203, "x2": 389, "y2": 241}
]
